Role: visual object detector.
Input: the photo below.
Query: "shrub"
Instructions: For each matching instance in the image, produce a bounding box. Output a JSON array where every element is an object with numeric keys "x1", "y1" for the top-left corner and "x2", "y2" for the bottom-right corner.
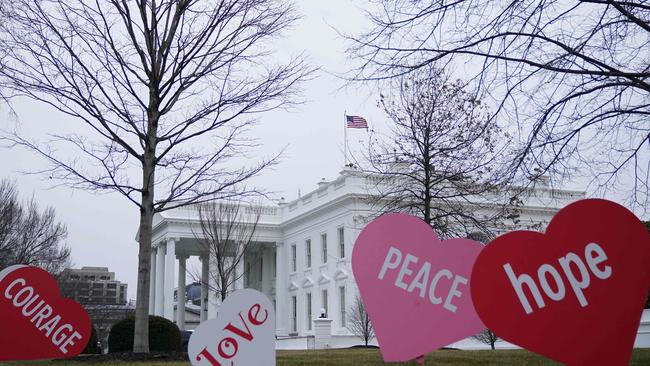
[
  {"x1": 108, "y1": 315, "x2": 181, "y2": 353},
  {"x1": 81, "y1": 325, "x2": 99, "y2": 354}
]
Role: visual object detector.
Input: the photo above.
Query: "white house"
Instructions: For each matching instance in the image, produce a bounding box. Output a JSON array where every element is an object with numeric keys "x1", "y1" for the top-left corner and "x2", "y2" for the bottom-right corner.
[{"x1": 145, "y1": 166, "x2": 588, "y2": 348}]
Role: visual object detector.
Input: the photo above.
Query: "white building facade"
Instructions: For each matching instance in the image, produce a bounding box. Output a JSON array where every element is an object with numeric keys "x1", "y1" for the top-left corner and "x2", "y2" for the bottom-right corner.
[{"x1": 145, "y1": 167, "x2": 587, "y2": 347}]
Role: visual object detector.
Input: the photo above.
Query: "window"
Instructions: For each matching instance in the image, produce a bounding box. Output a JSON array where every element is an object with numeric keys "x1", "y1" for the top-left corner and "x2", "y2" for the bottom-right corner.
[
  {"x1": 306, "y1": 293, "x2": 312, "y2": 331},
  {"x1": 305, "y1": 239, "x2": 312, "y2": 268},
  {"x1": 291, "y1": 244, "x2": 297, "y2": 272},
  {"x1": 339, "y1": 286, "x2": 346, "y2": 327},
  {"x1": 259, "y1": 258, "x2": 263, "y2": 281},
  {"x1": 291, "y1": 296, "x2": 297, "y2": 332},
  {"x1": 245, "y1": 262, "x2": 251, "y2": 286},
  {"x1": 322, "y1": 289, "x2": 328, "y2": 317},
  {"x1": 321, "y1": 233, "x2": 327, "y2": 263},
  {"x1": 338, "y1": 227, "x2": 345, "y2": 258}
]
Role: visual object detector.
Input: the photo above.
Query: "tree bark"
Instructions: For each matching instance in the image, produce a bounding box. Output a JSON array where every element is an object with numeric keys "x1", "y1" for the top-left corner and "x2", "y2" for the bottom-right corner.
[
  {"x1": 133, "y1": 168, "x2": 154, "y2": 352},
  {"x1": 133, "y1": 132, "x2": 157, "y2": 352}
]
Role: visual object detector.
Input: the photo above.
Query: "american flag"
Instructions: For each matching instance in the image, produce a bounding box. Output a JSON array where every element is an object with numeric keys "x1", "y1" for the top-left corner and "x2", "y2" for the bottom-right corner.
[{"x1": 346, "y1": 115, "x2": 368, "y2": 129}]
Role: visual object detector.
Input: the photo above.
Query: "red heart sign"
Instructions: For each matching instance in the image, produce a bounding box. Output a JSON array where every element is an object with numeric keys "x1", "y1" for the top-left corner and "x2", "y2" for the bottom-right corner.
[
  {"x1": 471, "y1": 199, "x2": 650, "y2": 365},
  {"x1": 0, "y1": 265, "x2": 91, "y2": 361}
]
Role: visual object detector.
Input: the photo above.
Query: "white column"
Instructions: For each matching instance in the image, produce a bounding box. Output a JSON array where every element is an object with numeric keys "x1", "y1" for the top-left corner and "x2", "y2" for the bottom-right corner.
[
  {"x1": 262, "y1": 248, "x2": 272, "y2": 296},
  {"x1": 155, "y1": 242, "x2": 166, "y2": 316},
  {"x1": 177, "y1": 254, "x2": 187, "y2": 330},
  {"x1": 207, "y1": 249, "x2": 219, "y2": 319},
  {"x1": 200, "y1": 255, "x2": 209, "y2": 322},
  {"x1": 163, "y1": 238, "x2": 176, "y2": 320},
  {"x1": 275, "y1": 242, "x2": 287, "y2": 335},
  {"x1": 235, "y1": 254, "x2": 245, "y2": 291},
  {"x1": 149, "y1": 247, "x2": 157, "y2": 314}
]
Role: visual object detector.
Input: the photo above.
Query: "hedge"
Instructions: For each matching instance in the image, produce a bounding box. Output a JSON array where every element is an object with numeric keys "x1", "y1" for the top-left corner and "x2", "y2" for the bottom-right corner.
[
  {"x1": 81, "y1": 325, "x2": 99, "y2": 354},
  {"x1": 108, "y1": 315, "x2": 181, "y2": 353}
]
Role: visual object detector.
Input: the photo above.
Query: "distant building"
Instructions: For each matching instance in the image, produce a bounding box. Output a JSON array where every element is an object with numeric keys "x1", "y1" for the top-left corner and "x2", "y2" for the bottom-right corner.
[
  {"x1": 59, "y1": 266, "x2": 131, "y2": 353},
  {"x1": 174, "y1": 281, "x2": 202, "y2": 306},
  {"x1": 60, "y1": 266, "x2": 128, "y2": 305}
]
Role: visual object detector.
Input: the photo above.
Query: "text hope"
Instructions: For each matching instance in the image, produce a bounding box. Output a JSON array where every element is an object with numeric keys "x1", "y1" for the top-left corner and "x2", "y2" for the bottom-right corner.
[
  {"x1": 378, "y1": 246, "x2": 468, "y2": 313},
  {"x1": 504, "y1": 242, "x2": 612, "y2": 314}
]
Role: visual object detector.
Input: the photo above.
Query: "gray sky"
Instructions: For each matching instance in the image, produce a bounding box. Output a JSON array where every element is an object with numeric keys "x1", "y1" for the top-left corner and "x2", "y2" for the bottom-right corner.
[
  {"x1": 0, "y1": 1, "x2": 642, "y2": 301},
  {"x1": 0, "y1": 1, "x2": 388, "y2": 300}
]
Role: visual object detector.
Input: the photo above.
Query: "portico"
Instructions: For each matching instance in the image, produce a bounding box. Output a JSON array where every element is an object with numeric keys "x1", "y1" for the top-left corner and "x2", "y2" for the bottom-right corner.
[{"x1": 146, "y1": 206, "x2": 283, "y2": 330}]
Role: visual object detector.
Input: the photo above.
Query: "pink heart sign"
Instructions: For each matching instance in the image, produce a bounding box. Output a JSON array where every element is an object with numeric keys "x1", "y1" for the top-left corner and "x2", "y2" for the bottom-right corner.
[{"x1": 352, "y1": 213, "x2": 485, "y2": 362}]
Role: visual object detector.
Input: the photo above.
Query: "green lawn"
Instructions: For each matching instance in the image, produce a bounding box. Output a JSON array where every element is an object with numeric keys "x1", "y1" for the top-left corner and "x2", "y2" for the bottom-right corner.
[{"x1": 1, "y1": 349, "x2": 649, "y2": 365}]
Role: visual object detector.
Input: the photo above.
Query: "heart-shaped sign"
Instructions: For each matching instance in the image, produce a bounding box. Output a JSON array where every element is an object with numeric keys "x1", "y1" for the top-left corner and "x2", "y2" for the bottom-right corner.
[
  {"x1": 352, "y1": 213, "x2": 486, "y2": 362},
  {"x1": 471, "y1": 199, "x2": 650, "y2": 365},
  {"x1": 189, "y1": 288, "x2": 275, "y2": 366},
  {"x1": 0, "y1": 264, "x2": 91, "y2": 361}
]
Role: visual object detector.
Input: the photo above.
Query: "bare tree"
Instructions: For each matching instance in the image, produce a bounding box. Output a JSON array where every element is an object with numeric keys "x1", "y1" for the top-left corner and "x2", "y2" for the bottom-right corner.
[
  {"x1": 194, "y1": 201, "x2": 261, "y2": 302},
  {"x1": 0, "y1": 0, "x2": 313, "y2": 352},
  {"x1": 361, "y1": 66, "x2": 517, "y2": 238},
  {"x1": 347, "y1": 292, "x2": 375, "y2": 347},
  {"x1": 348, "y1": 0, "x2": 650, "y2": 211},
  {"x1": 472, "y1": 329, "x2": 500, "y2": 350},
  {"x1": 0, "y1": 178, "x2": 70, "y2": 274}
]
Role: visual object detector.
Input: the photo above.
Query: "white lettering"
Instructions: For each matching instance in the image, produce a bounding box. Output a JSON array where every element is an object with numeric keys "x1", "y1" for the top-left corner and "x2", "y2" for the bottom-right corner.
[
  {"x1": 378, "y1": 247, "x2": 402, "y2": 280},
  {"x1": 504, "y1": 242, "x2": 611, "y2": 314},
  {"x1": 395, "y1": 254, "x2": 418, "y2": 290},
  {"x1": 443, "y1": 275, "x2": 467, "y2": 313}
]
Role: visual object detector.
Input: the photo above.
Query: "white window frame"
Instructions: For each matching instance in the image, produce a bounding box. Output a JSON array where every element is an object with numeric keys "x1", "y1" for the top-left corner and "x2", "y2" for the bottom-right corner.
[
  {"x1": 305, "y1": 239, "x2": 312, "y2": 268},
  {"x1": 291, "y1": 244, "x2": 297, "y2": 272},
  {"x1": 339, "y1": 286, "x2": 346, "y2": 327},
  {"x1": 338, "y1": 226, "x2": 345, "y2": 258},
  {"x1": 291, "y1": 295, "x2": 297, "y2": 332},
  {"x1": 306, "y1": 292, "x2": 312, "y2": 331},
  {"x1": 321, "y1": 233, "x2": 328, "y2": 264},
  {"x1": 322, "y1": 289, "x2": 328, "y2": 317}
]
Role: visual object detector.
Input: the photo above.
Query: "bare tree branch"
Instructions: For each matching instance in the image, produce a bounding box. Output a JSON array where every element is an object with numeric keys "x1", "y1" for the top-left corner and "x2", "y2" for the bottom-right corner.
[
  {"x1": 346, "y1": 0, "x2": 650, "y2": 211},
  {"x1": 0, "y1": 178, "x2": 70, "y2": 275},
  {"x1": 192, "y1": 201, "x2": 261, "y2": 302},
  {"x1": 358, "y1": 66, "x2": 520, "y2": 238},
  {"x1": 346, "y1": 292, "x2": 375, "y2": 347},
  {"x1": 0, "y1": 0, "x2": 314, "y2": 352}
]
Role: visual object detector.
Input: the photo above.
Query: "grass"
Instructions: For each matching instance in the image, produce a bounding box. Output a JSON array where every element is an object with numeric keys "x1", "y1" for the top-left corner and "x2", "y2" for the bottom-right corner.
[{"x1": 1, "y1": 348, "x2": 649, "y2": 365}]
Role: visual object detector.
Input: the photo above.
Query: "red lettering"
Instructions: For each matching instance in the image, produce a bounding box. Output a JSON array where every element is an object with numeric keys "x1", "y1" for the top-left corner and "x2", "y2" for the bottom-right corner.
[
  {"x1": 196, "y1": 347, "x2": 222, "y2": 366},
  {"x1": 247, "y1": 303, "x2": 268, "y2": 325},
  {"x1": 218, "y1": 337, "x2": 238, "y2": 359},
  {"x1": 224, "y1": 313, "x2": 253, "y2": 341}
]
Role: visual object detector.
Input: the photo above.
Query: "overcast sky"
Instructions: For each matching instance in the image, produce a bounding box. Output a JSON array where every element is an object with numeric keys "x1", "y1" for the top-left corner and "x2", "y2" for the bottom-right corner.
[
  {"x1": 0, "y1": 1, "x2": 391, "y2": 300},
  {"x1": 0, "y1": 1, "x2": 640, "y2": 301}
]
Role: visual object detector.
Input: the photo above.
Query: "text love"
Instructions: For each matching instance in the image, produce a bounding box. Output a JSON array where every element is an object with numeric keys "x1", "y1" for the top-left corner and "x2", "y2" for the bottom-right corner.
[{"x1": 196, "y1": 303, "x2": 268, "y2": 366}]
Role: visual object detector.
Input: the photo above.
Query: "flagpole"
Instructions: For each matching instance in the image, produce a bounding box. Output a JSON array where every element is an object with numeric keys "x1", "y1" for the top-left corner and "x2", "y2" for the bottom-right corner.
[{"x1": 343, "y1": 111, "x2": 348, "y2": 166}]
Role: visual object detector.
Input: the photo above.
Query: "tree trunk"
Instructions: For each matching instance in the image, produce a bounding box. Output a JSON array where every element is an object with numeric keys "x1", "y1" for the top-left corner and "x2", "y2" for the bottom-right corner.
[
  {"x1": 133, "y1": 150, "x2": 156, "y2": 352},
  {"x1": 490, "y1": 341, "x2": 495, "y2": 350}
]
